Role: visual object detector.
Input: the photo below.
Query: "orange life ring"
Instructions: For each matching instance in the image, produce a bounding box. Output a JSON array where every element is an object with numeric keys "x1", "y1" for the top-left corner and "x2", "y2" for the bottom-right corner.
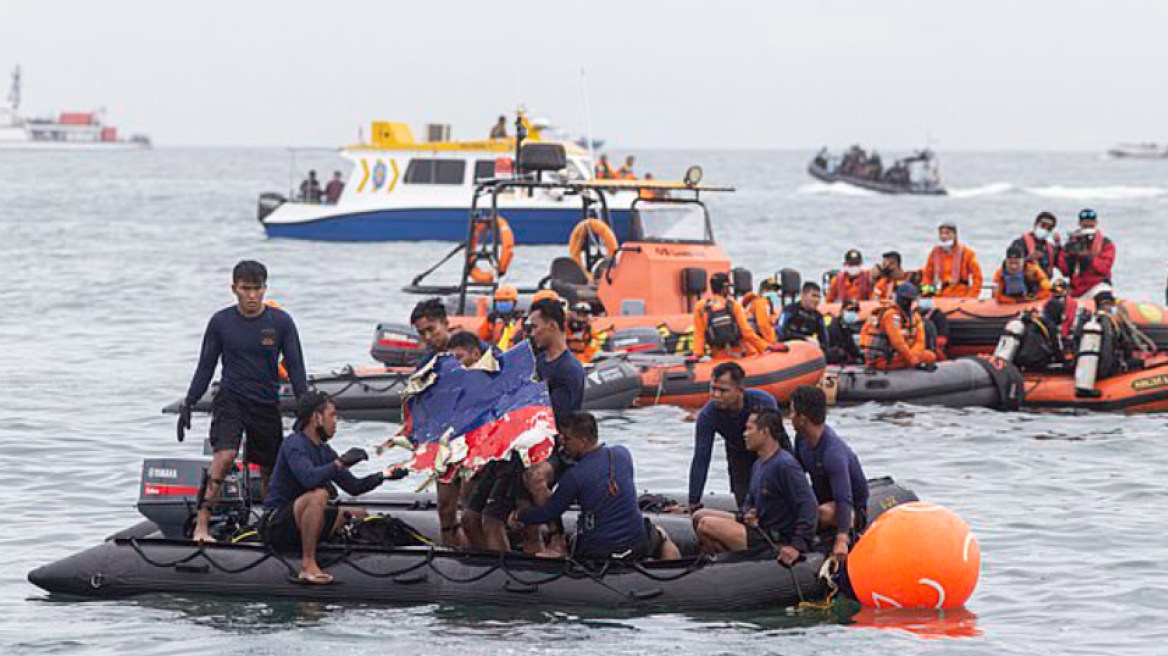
[
  {"x1": 568, "y1": 219, "x2": 619, "y2": 280},
  {"x1": 468, "y1": 217, "x2": 514, "y2": 284}
]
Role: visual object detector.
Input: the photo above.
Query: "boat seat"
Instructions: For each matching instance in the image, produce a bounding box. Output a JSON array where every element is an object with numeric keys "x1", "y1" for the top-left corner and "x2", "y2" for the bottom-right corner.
[{"x1": 547, "y1": 257, "x2": 600, "y2": 306}]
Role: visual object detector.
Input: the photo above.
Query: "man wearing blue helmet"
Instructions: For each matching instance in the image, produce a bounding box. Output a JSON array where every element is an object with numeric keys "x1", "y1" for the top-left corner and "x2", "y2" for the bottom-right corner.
[{"x1": 1058, "y1": 209, "x2": 1116, "y2": 299}]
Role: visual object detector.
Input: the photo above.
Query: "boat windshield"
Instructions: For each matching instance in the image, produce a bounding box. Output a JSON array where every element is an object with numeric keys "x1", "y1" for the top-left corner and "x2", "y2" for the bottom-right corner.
[{"x1": 633, "y1": 202, "x2": 711, "y2": 243}]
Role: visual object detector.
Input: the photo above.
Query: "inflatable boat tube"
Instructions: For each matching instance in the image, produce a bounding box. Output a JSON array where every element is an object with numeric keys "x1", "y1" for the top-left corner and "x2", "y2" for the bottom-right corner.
[
  {"x1": 29, "y1": 472, "x2": 917, "y2": 610},
  {"x1": 632, "y1": 341, "x2": 826, "y2": 408},
  {"x1": 1022, "y1": 356, "x2": 1168, "y2": 413},
  {"x1": 825, "y1": 356, "x2": 1023, "y2": 410},
  {"x1": 822, "y1": 299, "x2": 1168, "y2": 358},
  {"x1": 163, "y1": 359, "x2": 643, "y2": 422}
]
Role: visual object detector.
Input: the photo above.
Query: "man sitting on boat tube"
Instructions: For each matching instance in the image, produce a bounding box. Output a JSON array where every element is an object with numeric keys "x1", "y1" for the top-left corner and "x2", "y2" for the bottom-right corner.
[
  {"x1": 519, "y1": 412, "x2": 680, "y2": 562},
  {"x1": 692, "y1": 409, "x2": 817, "y2": 565},
  {"x1": 262, "y1": 391, "x2": 408, "y2": 584},
  {"x1": 691, "y1": 272, "x2": 770, "y2": 359},
  {"x1": 921, "y1": 221, "x2": 983, "y2": 298}
]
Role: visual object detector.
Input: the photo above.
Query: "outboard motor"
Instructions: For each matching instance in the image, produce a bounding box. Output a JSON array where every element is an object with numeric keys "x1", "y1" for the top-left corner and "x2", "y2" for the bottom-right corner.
[
  {"x1": 257, "y1": 192, "x2": 286, "y2": 222},
  {"x1": 779, "y1": 268, "x2": 802, "y2": 307},
  {"x1": 1074, "y1": 315, "x2": 1104, "y2": 398},
  {"x1": 606, "y1": 326, "x2": 667, "y2": 354},
  {"x1": 994, "y1": 316, "x2": 1026, "y2": 363},
  {"x1": 370, "y1": 322, "x2": 426, "y2": 366}
]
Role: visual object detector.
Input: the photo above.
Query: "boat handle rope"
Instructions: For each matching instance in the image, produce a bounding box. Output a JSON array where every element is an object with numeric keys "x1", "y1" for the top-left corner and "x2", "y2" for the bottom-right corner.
[{"x1": 124, "y1": 539, "x2": 724, "y2": 601}]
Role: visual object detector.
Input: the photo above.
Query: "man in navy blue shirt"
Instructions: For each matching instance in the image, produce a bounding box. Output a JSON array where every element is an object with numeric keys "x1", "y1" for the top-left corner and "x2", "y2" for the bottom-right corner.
[
  {"x1": 520, "y1": 412, "x2": 679, "y2": 561},
  {"x1": 262, "y1": 392, "x2": 408, "y2": 584},
  {"x1": 688, "y1": 362, "x2": 781, "y2": 510},
  {"x1": 517, "y1": 298, "x2": 585, "y2": 555},
  {"x1": 693, "y1": 409, "x2": 817, "y2": 565},
  {"x1": 180, "y1": 261, "x2": 309, "y2": 543},
  {"x1": 791, "y1": 385, "x2": 870, "y2": 563}
]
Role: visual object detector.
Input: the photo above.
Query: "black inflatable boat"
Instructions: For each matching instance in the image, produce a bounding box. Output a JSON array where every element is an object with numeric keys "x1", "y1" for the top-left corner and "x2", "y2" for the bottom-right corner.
[
  {"x1": 163, "y1": 358, "x2": 643, "y2": 422},
  {"x1": 807, "y1": 160, "x2": 947, "y2": 196},
  {"x1": 824, "y1": 357, "x2": 1023, "y2": 410},
  {"x1": 29, "y1": 459, "x2": 917, "y2": 611}
]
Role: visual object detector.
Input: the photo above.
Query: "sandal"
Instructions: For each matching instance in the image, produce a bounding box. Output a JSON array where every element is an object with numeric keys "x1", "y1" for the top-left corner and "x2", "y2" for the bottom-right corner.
[{"x1": 294, "y1": 571, "x2": 335, "y2": 585}]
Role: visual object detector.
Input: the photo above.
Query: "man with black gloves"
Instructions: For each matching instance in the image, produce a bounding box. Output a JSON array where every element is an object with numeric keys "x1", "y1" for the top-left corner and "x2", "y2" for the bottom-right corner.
[
  {"x1": 180, "y1": 260, "x2": 309, "y2": 543},
  {"x1": 1059, "y1": 209, "x2": 1116, "y2": 300},
  {"x1": 261, "y1": 392, "x2": 408, "y2": 585}
]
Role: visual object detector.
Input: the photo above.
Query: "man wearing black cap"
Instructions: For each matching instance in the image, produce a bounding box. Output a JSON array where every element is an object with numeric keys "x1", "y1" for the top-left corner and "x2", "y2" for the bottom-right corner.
[
  {"x1": 1011, "y1": 212, "x2": 1062, "y2": 279},
  {"x1": 826, "y1": 249, "x2": 873, "y2": 303},
  {"x1": 1059, "y1": 209, "x2": 1117, "y2": 300},
  {"x1": 860, "y1": 282, "x2": 937, "y2": 370},
  {"x1": 993, "y1": 245, "x2": 1052, "y2": 304},
  {"x1": 262, "y1": 392, "x2": 408, "y2": 584},
  {"x1": 691, "y1": 272, "x2": 769, "y2": 358}
]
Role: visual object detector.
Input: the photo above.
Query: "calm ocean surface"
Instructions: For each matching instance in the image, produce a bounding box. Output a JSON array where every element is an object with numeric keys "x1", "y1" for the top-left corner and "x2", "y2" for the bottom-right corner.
[{"x1": 2, "y1": 148, "x2": 1166, "y2": 655}]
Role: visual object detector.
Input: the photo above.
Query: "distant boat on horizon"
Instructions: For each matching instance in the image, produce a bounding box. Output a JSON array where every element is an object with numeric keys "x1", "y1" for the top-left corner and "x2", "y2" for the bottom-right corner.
[
  {"x1": 1106, "y1": 142, "x2": 1168, "y2": 159},
  {"x1": 0, "y1": 66, "x2": 151, "y2": 151}
]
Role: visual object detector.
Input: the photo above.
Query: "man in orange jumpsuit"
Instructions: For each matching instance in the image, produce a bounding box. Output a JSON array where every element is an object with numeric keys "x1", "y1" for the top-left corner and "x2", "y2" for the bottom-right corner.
[
  {"x1": 826, "y1": 249, "x2": 874, "y2": 303},
  {"x1": 860, "y1": 283, "x2": 937, "y2": 370},
  {"x1": 692, "y1": 272, "x2": 770, "y2": 359},
  {"x1": 871, "y1": 251, "x2": 909, "y2": 301},
  {"x1": 738, "y1": 277, "x2": 780, "y2": 345},
  {"x1": 921, "y1": 221, "x2": 983, "y2": 298}
]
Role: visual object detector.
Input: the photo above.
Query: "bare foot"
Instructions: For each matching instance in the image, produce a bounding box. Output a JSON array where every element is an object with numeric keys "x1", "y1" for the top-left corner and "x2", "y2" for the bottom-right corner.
[{"x1": 191, "y1": 530, "x2": 217, "y2": 544}]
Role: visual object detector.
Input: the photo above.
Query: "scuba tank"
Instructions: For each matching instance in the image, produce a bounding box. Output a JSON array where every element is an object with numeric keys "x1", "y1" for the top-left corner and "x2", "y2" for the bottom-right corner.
[
  {"x1": 1074, "y1": 315, "x2": 1104, "y2": 398},
  {"x1": 993, "y1": 317, "x2": 1026, "y2": 363}
]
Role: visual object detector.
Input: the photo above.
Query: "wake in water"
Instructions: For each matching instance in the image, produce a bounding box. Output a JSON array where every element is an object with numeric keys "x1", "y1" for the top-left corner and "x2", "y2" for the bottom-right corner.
[
  {"x1": 1025, "y1": 185, "x2": 1168, "y2": 200},
  {"x1": 947, "y1": 182, "x2": 1015, "y2": 198},
  {"x1": 795, "y1": 182, "x2": 877, "y2": 197}
]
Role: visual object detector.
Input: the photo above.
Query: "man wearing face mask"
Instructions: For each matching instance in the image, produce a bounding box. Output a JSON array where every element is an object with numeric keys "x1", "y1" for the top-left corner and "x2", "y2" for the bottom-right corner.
[
  {"x1": 739, "y1": 277, "x2": 782, "y2": 345},
  {"x1": 566, "y1": 302, "x2": 599, "y2": 363},
  {"x1": 1010, "y1": 211, "x2": 1062, "y2": 278},
  {"x1": 826, "y1": 249, "x2": 874, "y2": 303},
  {"x1": 478, "y1": 285, "x2": 524, "y2": 348},
  {"x1": 1058, "y1": 209, "x2": 1116, "y2": 300},
  {"x1": 871, "y1": 251, "x2": 908, "y2": 301},
  {"x1": 993, "y1": 246, "x2": 1052, "y2": 304},
  {"x1": 921, "y1": 221, "x2": 983, "y2": 298},
  {"x1": 262, "y1": 392, "x2": 408, "y2": 584},
  {"x1": 861, "y1": 283, "x2": 937, "y2": 370},
  {"x1": 825, "y1": 299, "x2": 865, "y2": 365}
]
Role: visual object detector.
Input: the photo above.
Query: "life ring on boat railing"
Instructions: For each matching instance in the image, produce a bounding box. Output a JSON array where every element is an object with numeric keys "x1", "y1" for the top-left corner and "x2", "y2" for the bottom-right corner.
[
  {"x1": 568, "y1": 219, "x2": 619, "y2": 282},
  {"x1": 468, "y1": 217, "x2": 514, "y2": 284}
]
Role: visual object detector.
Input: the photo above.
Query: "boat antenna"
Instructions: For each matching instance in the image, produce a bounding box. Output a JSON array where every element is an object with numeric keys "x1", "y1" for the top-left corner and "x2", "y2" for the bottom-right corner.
[
  {"x1": 579, "y1": 67, "x2": 596, "y2": 166},
  {"x1": 8, "y1": 65, "x2": 21, "y2": 111}
]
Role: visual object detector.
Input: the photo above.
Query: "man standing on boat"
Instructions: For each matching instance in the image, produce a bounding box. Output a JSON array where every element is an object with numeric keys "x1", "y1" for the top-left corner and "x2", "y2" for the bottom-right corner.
[
  {"x1": 178, "y1": 260, "x2": 309, "y2": 543},
  {"x1": 323, "y1": 171, "x2": 345, "y2": 204},
  {"x1": 687, "y1": 362, "x2": 781, "y2": 509},
  {"x1": 489, "y1": 115, "x2": 508, "y2": 139}
]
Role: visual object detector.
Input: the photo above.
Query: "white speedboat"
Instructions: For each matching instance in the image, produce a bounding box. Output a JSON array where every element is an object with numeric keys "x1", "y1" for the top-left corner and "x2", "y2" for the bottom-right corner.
[{"x1": 258, "y1": 115, "x2": 635, "y2": 244}]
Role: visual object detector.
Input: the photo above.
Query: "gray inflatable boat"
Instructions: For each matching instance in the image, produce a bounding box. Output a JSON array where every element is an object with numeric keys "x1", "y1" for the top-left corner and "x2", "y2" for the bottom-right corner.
[{"x1": 826, "y1": 356, "x2": 1023, "y2": 409}]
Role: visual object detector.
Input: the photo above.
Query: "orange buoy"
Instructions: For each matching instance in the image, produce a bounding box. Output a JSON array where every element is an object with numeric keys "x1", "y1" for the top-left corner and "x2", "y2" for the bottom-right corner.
[{"x1": 849, "y1": 502, "x2": 980, "y2": 610}]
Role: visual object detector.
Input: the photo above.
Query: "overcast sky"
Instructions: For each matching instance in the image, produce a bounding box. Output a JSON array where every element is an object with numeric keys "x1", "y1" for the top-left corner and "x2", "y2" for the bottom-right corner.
[{"x1": 3, "y1": 0, "x2": 1166, "y2": 150}]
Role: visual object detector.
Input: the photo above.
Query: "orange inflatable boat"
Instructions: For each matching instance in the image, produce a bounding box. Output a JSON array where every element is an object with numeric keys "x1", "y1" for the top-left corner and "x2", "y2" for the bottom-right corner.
[
  {"x1": 822, "y1": 297, "x2": 1168, "y2": 358},
  {"x1": 1021, "y1": 355, "x2": 1168, "y2": 414},
  {"x1": 630, "y1": 341, "x2": 826, "y2": 408}
]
